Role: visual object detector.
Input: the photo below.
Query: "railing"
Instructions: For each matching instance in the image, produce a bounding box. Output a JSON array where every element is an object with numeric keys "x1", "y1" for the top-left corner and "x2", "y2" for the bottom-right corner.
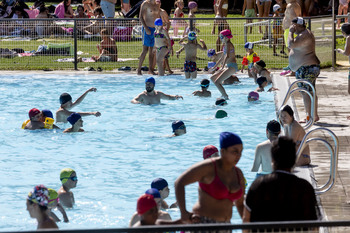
[{"x1": 296, "y1": 127, "x2": 339, "y2": 195}]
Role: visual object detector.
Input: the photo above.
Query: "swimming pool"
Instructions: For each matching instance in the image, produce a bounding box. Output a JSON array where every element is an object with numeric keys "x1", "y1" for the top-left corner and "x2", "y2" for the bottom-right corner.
[{"x1": 0, "y1": 73, "x2": 276, "y2": 231}]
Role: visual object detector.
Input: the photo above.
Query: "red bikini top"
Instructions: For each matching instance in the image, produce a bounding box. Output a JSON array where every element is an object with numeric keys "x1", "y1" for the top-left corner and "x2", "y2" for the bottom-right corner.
[{"x1": 199, "y1": 159, "x2": 243, "y2": 202}]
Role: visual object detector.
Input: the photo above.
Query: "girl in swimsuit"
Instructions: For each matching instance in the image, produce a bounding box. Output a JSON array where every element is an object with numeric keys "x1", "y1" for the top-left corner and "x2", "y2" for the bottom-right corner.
[
  {"x1": 172, "y1": 0, "x2": 187, "y2": 37},
  {"x1": 210, "y1": 29, "x2": 237, "y2": 100},
  {"x1": 154, "y1": 18, "x2": 171, "y2": 76},
  {"x1": 175, "y1": 132, "x2": 245, "y2": 223}
]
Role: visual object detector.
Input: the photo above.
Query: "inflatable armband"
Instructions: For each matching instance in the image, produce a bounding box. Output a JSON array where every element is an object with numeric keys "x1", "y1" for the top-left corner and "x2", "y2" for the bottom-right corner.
[
  {"x1": 21, "y1": 119, "x2": 30, "y2": 129},
  {"x1": 242, "y1": 57, "x2": 248, "y2": 66},
  {"x1": 44, "y1": 117, "x2": 54, "y2": 129},
  {"x1": 253, "y1": 56, "x2": 260, "y2": 63}
]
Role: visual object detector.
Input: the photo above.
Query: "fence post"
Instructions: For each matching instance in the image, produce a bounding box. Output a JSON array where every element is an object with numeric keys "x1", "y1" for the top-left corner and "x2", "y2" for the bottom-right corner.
[
  {"x1": 189, "y1": 18, "x2": 194, "y2": 31},
  {"x1": 308, "y1": 18, "x2": 311, "y2": 30},
  {"x1": 244, "y1": 22, "x2": 247, "y2": 44},
  {"x1": 332, "y1": 1, "x2": 336, "y2": 71},
  {"x1": 74, "y1": 19, "x2": 78, "y2": 70}
]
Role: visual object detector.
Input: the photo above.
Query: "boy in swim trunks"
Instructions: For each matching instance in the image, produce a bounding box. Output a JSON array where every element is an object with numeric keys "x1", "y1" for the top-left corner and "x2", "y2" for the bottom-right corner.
[
  {"x1": 242, "y1": 0, "x2": 256, "y2": 34},
  {"x1": 176, "y1": 31, "x2": 207, "y2": 79},
  {"x1": 58, "y1": 168, "x2": 78, "y2": 208}
]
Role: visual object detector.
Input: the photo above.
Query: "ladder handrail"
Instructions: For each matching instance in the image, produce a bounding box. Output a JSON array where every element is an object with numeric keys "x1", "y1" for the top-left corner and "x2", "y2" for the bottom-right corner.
[
  {"x1": 278, "y1": 80, "x2": 316, "y2": 130},
  {"x1": 295, "y1": 127, "x2": 339, "y2": 195}
]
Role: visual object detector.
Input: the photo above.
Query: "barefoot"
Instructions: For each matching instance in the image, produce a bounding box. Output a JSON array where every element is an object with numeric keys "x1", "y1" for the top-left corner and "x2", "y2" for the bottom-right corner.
[
  {"x1": 137, "y1": 69, "x2": 142, "y2": 75},
  {"x1": 168, "y1": 70, "x2": 174, "y2": 74},
  {"x1": 148, "y1": 71, "x2": 157, "y2": 75}
]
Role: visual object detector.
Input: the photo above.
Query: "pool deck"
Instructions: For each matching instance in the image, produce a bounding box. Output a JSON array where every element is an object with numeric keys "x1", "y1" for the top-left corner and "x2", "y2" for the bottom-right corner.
[{"x1": 273, "y1": 68, "x2": 350, "y2": 230}]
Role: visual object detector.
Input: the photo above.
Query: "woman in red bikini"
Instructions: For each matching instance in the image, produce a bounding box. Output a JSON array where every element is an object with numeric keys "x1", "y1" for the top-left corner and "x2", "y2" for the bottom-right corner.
[{"x1": 175, "y1": 132, "x2": 245, "y2": 224}]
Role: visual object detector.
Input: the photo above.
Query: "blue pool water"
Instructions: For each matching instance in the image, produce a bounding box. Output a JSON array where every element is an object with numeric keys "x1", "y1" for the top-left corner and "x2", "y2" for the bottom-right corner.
[{"x1": 0, "y1": 73, "x2": 276, "y2": 231}]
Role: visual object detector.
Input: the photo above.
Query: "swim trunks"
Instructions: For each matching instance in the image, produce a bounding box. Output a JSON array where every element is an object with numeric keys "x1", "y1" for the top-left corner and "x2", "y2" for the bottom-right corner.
[
  {"x1": 194, "y1": 216, "x2": 230, "y2": 233},
  {"x1": 142, "y1": 26, "x2": 155, "y2": 47},
  {"x1": 184, "y1": 61, "x2": 197, "y2": 72},
  {"x1": 295, "y1": 64, "x2": 320, "y2": 93},
  {"x1": 227, "y1": 62, "x2": 238, "y2": 71},
  {"x1": 245, "y1": 9, "x2": 255, "y2": 18}
]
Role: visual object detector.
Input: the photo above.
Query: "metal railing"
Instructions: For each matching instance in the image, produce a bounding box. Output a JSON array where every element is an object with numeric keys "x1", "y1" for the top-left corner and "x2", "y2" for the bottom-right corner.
[{"x1": 296, "y1": 127, "x2": 339, "y2": 195}]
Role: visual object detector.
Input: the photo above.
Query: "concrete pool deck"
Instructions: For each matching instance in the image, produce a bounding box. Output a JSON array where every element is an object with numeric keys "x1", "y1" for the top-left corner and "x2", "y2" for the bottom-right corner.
[{"x1": 273, "y1": 68, "x2": 350, "y2": 231}]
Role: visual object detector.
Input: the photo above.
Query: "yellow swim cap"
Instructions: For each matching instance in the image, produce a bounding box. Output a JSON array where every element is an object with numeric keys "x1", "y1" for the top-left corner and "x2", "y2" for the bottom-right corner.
[{"x1": 60, "y1": 168, "x2": 75, "y2": 184}]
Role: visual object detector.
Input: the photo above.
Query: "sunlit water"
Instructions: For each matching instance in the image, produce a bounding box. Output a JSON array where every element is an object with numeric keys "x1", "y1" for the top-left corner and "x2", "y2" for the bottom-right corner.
[{"x1": 0, "y1": 73, "x2": 277, "y2": 231}]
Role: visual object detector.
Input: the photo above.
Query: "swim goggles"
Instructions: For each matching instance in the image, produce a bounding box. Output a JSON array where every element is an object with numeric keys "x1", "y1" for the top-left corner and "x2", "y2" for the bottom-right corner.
[
  {"x1": 61, "y1": 176, "x2": 78, "y2": 181},
  {"x1": 219, "y1": 34, "x2": 225, "y2": 40},
  {"x1": 178, "y1": 125, "x2": 186, "y2": 130},
  {"x1": 201, "y1": 84, "x2": 209, "y2": 88},
  {"x1": 48, "y1": 197, "x2": 60, "y2": 204}
]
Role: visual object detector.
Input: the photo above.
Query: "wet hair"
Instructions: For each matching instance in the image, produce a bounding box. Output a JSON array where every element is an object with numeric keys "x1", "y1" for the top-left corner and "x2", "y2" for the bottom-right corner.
[
  {"x1": 266, "y1": 120, "x2": 281, "y2": 135},
  {"x1": 281, "y1": 105, "x2": 294, "y2": 117},
  {"x1": 271, "y1": 136, "x2": 296, "y2": 169},
  {"x1": 341, "y1": 23, "x2": 350, "y2": 35}
]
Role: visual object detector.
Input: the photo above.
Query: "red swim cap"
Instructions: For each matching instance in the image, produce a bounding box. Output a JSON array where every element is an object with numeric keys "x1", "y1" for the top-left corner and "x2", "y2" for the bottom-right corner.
[
  {"x1": 203, "y1": 145, "x2": 219, "y2": 159},
  {"x1": 29, "y1": 108, "x2": 40, "y2": 118},
  {"x1": 137, "y1": 194, "x2": 157, "y2": 215}
]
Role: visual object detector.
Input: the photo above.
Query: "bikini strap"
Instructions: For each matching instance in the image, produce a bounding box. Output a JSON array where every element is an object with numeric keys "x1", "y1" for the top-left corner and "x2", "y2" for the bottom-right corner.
[
  {"x1": 234, "y1": 166, "x2": 241, "y2": 186},
  {"x1": 210, "y1": 158, "x2": 218, "y2": 175}
]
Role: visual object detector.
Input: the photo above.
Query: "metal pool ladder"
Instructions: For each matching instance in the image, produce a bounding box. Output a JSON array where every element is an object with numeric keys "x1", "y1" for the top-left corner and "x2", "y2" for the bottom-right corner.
[
  {"x1": 296, "y1": 128, "x2": 339, "y2": 195},
  {"x1": 277, "y1": 80, "x2": 316, "y2": 130}
]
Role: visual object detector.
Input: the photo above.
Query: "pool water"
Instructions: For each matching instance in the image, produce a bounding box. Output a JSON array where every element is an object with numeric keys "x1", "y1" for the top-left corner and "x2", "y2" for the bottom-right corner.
[{"x1": 0, "y1": 73, "x2": 276, "y2": 231}]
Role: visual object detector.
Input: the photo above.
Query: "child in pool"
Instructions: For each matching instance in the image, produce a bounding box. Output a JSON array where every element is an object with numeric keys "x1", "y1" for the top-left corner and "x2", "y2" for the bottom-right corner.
[
  {"x1": 172, "y1": 0, "x2": 187, "y2": 37},
  {"x1": 176, "y1": 31, "x2": 207, "y2": 79},
  {"x1": 192, "y1": 79, "x2": 211, "y2": 97},
  {"x1": 58, "y1": 168, "x2": 78, "y2": 208},
  {"x1": 154, "y1": 18, "x2": 171, "y2": 76},
  {"x1": 241, "y1": 42, "x2": 260, "y2": 77},
  {"x1": 63, "y1": 113, "x2": 84, "y2": 133},
  {"x1": 250, "y1": 60, "x2": 272, "y2": 84},
  {"x1": 256, "y1": 76, "x2": 279, "y2": 92},
  {"x1": 47, "y1": 188, "x2": 69, "y2": 222}
]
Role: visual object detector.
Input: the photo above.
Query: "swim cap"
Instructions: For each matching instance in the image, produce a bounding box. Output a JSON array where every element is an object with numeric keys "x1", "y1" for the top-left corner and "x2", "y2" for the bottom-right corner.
[
  {"x1": 137, "y1": 194, "x2": 157, "y2": 215},
  {"x1": 207, "y1": 49, "x2": 216, "y2": 57},
  {"x1": 200, "y1": 79, "x2": 210, "y2": 88},
  {"x1": 60, "y1": 168, "x2": 75, "y2": 184},
  {"x1": 60, "y1": 93, "x2": 72, "y2": 105},
  {"x1": 42, "y1": 109, "x2": 53, "y2": 119},
  {"x1": 215, "y1": 109, "x2": 228, "y2": 119},
  {"x1": 341, "y1": 23, "x2": 350, "y2": 35},
  {"x1": 67, "y1": 113, "x2": 81, "y2": 125},
  {"x1": 215, "y1": 98, "x2": 227, "y2": 106},
  {"x1": 29, "y1": 108, "x2": 40, "y2": 118},
  {"x1": 257, "y1": 77, "x2": 267, "y2": 86},
  {"x1": 27, "y1": 184, "x2": 49, "y2": 207},
  {"x1": 151, "y1": 178, "x2": 168, "y2": 190},
  {"x1": 219, "y1": 132, "x2": 243, "y2": 149},
  {"x1": 188, "y1": 1, "x2": 197, "y2": 9},
  {"x1": 292, "y1": 17, "x2": 305, "y2": 26},
  {"x1": 244, "y1": 42, "x2": 254, "y2": 49},
  {"x1": 145, "y1": 77, "x2": 155, "y2": 85},
  {"x1": 220, "y1": 29, "x2": 233, "y2": 39},
  {"x1": 188, "y1": 31, "x2": 197, "y2": 41},
  {"x1": 266, "y1": 120, "x2": 281, "y2": 134},
  {"x1": 154, "y1": 18, "x2": 163, "y2": 26},
  {"x1": 203, "y1": 145, "x2": 219, "y2": 159},
  {"x1": 48, "y1": 188, "x2": 58, "y2": 204},
  {"x1": 172, "y1": 120, "x2": 185, "y2": 132},
  {"x1": 255, "y1": 60, "x2": 266, "y2": 68},
  {"x1": 248, "y1": 91, "x2": 259, "y2": 101},
  {"x1": 145, "y1": 188, "x2": 161, "y2": 198},
  {"x1": 273, "y1": 4, "x2": 281, "y2": 12}
]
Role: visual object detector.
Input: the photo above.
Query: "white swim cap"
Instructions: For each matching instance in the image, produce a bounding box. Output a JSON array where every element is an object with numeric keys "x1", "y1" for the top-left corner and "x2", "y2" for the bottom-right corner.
[{"x1": 273, "y1": 4, "x2": 281, "y2": 12}]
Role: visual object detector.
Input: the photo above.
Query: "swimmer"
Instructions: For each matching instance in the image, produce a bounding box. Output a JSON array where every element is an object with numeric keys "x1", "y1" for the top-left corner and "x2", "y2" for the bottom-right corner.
[
  {"x1": 24, "y1": 108, "x2": 45, "y2": 130},
  {"x1": 250, "y1": 60, "x2": 272, "y2": 84},
  {"x1": 203, "y1": 145, "x2": 219, "y2": 159},
  {"x1": 63, "y1": 113, "x2": 84, "y2": 133},
  {"x1": 58, "y1": 168, "x2": 78, "y2": 208},
  {"x1": 215, "y1": 98, "x2": 227, "y2": 106},
  {"x1": 131, "y1": 77, "x2": 183, "y2": 105},
  {"x1": 248, "y1": 91, "x2": 259, "y2": 101},
  {"x1": 41, "y1": 109, "x2": 60, "y2": 129},
  {"x1": 172, "y1": 120, "x2": 186, "y2": 137},
  {"x1": 215, "y1": 109, "x2": 228, "y2": 119},
  {"x1": 251, "y1": 120, "x2": 281, "y2": 177},
  {"x1": 47, "y1": 188, "x2": 69, "y2": 222},
  {"x1": 151, "y1": 178, "x2": 177, "y2": 209},
  {"x1": 26, "y1": 185, "x2": 58, "y2": 230},
  {"x1": 256, "y1": 77, "x2": 279, "y2": 92},
  {"x1": 129, "y1": 188, "x2": 171, "y2": 227},
  {"x1": 56, "y1": 88, "x2": 101, "y2": 123},
  {"x1": 192, "y1": 79, "x2": 211, "y2": 97}
]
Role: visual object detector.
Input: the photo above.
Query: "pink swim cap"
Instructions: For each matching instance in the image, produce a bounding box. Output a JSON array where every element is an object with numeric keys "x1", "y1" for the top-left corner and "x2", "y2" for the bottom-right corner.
[
  {"x1": 220, "y1": 29, "x2": 233, "y2": 39},
  {"x1": 248, "y1": 91, "x2": 259, "y2": 101},
  {"x1": 188, "y1": 1, "x2": 197, "y2": 9},
  {"x1": 203, "y1": 145, "x2": 219, "y2": 159}
]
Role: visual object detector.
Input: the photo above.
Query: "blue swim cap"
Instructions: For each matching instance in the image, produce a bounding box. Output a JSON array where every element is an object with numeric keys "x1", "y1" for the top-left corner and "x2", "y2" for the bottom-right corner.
[
  {"x1": 219, "y1": 132, "x2": 243, "y2": 149},
  {"x1": 188, "y1": 31, "x2": 197, "y2": 41},
  {"x1": 244, "y1": 42, "x2": 254, "y2": 49},
  {"x1": 145, "y1": 188, "x2": 161, "y2": 198},
  {"x1": 67, "y1": 113, "x2": 81, "y2": 125},
  {"x1": 207, "y1": 49, "x2": 216, "y2": 57},
  {"x1": 151, "y1": 178, "x2": 168, "y2": 190},
  {"x1": 154, "y1": 18, "x2": 163, "y2": 26},
  {"x1": 42, "y1": 109, "x2": 53, "y2": 119},
  {"x1": 172, "y1": 120, "x2": 185, "y2": 132},
  {"x1": 145, "y1": 77, "x2": 155, "y2": 85}
]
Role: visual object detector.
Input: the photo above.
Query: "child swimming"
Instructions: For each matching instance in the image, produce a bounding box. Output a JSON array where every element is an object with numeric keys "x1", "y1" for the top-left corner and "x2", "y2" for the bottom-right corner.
[{"x1": 192, "y1": 79, "x2": 211, "y2": 97}]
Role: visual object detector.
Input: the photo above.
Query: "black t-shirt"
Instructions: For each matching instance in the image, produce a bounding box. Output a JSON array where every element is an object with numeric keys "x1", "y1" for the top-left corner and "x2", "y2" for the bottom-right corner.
[{"x1": 246, "y1": 171, "x2": 318, "y2": 222}]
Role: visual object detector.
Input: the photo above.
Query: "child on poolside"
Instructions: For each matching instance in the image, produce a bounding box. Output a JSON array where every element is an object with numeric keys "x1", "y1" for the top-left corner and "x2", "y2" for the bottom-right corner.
[
  {"x1": 210, "y1": 29, "x2": 238, "y2": 100},
  {"x1": 207, "y1": 49, "x2": 223, "y2": 74},
  {"x1": 63, "y1": 113, "x2": 84, "y2": 133},
  {"x1": 183, "y1": 1, "x2": 200, "y2": 36},
  {"x1": 272, "y1": 4, "x2": 286, "y2": 56},
  {"x1": 58, "y1": 168, "x2": 78, "y2": 208},
  {"x1": 92, "y1": 29, "x2": 118, "y2": 62},
  {"x1": 241, "y1": 42, "x2": 260, "y2": 77},
  {"x1": 172, "y1": 0, "x2": 187, "y2": 37},
  {"x1": 250, "y1": 60, "x2": 272, "y2": 84},
  {"x1": 176, "y1": 31, "x2": 207, "y2": 79},
  {"x1": 192, "y1": 79, "x2": 211, "y2": 97},
  {"x1": 47, "y1": 188, "x2": 69, "y2": 222},
  {"x1": 154, "y1": 18, "x2": 171, "y2": 76}
]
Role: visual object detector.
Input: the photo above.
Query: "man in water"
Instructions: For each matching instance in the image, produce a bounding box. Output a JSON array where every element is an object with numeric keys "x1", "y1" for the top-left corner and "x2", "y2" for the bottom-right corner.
[
  {"x1": 288, "y1": 17, "x2": 320, "y2": 122},
  {"x1": 131, "y1": 77, "x2": 183, "y2": 105},
  {"x1": 24, "y1": 108, "x2": 45, "y2": 130},
  {"x1": 56, "y1": 88, "x2": 101, "y2": 123}
]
